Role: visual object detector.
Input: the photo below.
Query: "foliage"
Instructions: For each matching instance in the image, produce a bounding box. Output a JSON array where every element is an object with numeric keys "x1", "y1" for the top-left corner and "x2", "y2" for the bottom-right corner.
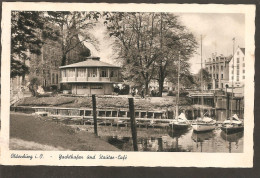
[
  {"x1": 104, "y1": 12, "x2": 197, "y2": 96},
  {"x1": 28, "y1": 76, "x2": 41, "y2": 96},
  {"x1": 194, "y1": 68, "x2": 212, "y2": 88},
  {"x1": 46, "y1": 11, "x2": 100, "y2": 66},
  {"x1": 11, "y1": 11, "x2": 44, "y2": 78}
]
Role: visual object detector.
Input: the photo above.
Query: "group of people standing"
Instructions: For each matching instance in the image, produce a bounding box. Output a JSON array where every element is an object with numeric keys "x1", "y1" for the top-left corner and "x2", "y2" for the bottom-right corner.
[{"x1": 131, "y1": 87, "x2": 145, "y2": 98}]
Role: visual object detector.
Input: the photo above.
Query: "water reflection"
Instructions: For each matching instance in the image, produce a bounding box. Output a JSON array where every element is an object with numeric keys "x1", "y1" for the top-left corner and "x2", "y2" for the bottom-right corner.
[{"x1": 101, "y1": 128, "x2": 243, "y2": 152}]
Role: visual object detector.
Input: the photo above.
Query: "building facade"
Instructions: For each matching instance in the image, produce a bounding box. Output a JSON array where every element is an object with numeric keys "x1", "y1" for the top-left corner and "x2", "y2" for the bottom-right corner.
[
  {"x1": 228, "y1": 47, "x2": 245, "y2": 88},
  {"x1": 205, "y1": 53, "x2": 232, "y2": 90},
  {"x1": 60, "y1": 56, "x2": 120, "y2": 95}
]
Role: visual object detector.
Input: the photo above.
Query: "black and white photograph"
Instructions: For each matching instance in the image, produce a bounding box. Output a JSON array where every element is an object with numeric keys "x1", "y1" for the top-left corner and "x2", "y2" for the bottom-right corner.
[{"x1": 0, "y1": 2, "x2": 255, "y2": 167}]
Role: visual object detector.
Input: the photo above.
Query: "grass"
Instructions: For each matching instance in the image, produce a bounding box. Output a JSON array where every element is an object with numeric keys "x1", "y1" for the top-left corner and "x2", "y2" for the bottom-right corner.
[
  {"x1": 10, "y1": 113, "x2": 119, "y2": 151},
  {"x1": 16, "y1": 95, "x2": 192, "y2": 110}
]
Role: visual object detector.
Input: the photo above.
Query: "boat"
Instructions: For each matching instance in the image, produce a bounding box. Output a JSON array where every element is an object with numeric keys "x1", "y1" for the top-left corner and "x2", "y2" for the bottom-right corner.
[
  {"x1": 169, "y1": 113, "x2": 190, "y2": 130},
  {"x1": 192, "y1": 117, "x2": 216, "y2": 132},
  {"x1": 191, "y1": 35, "x2": 216, "y2": 132},
  {"x1": 221, "y1": 114, "x2": 244, "y2": 134}
]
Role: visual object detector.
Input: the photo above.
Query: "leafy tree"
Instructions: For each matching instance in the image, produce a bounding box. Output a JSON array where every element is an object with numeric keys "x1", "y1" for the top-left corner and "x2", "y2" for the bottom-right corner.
[
  {"x1": 28, "y1": 76, "x2": 41, "y2": 96},
  {"x1": 46, "y1": 11, "x2": 100, "y2": 66},
  {"x1": 194, "y1": 68, "x2": 212, "y2": 89},
  {"x1": 11, "y1": 11, "x2": 44, "y2": 79},
  {"x1": 104, "y1": 12, "x2": 197, "y2": 96}
]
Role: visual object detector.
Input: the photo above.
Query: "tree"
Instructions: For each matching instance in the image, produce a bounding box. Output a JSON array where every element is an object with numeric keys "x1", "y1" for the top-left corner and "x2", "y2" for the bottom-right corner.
[
  {"x1": 155, "y1": 13, "x2": 197, "y2": 96},
  {"x1": 11, "y1": 11, "x2": 44, "y2": 79},
  {"x1": 105, "y1": 12, "x2": 197, "y2": 96},
  {"x1": 194, "y1": 68, "x2": 212, "y2": 89},
  {"x1": 105, "y1": 12, "x2": 162, "y2": 94},
  {"x1": 46, "y1": 11, "x2": 100, "y2": 66}
]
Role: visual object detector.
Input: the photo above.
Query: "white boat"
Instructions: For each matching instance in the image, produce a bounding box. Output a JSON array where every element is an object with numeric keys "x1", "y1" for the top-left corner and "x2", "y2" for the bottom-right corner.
[
  {"x1": 170, "y1": 113, "x2": 190, "y2": 130},
  {"x1": 192, "y1": 116, "x2": 216, "y2": 132},
  {"x1": 221, "y1": 114, "x2": 244, "y2": 134}
]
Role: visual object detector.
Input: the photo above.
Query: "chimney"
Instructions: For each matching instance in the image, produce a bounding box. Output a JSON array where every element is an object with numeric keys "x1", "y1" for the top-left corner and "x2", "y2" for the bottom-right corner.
[{"x1": 86, "y1": 56, "x2": 100, "y2": 61}]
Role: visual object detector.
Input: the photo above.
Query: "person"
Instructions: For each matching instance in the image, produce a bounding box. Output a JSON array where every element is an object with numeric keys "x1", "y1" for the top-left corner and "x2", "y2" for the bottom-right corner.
[
  {"x1": 135, "y1": 88, "x2": 138, "y2": 96},
  {"x1": 132, "y1": 87, "x2": 135, "y2": 97},
  {"x1": 141, "y1": 88, "x2": 144, "y2": 98}
]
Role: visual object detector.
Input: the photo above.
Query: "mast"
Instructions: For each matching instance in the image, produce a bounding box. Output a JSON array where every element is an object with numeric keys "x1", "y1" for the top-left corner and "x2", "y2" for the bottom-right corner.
[
  {"x1": 231, "y1": 38, "x2": 235, "y2": 117},
  {"x1": 200, "y1": 35, "x2": 204, "y2": 117},
  {"x1": 176, "y1": 51, "x2": 180, "y2": 120}
]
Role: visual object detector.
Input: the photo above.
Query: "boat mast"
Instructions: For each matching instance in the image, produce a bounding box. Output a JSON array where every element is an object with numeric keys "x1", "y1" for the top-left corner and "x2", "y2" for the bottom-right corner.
[
  {"x1": 200, "y1": 35, "x2": 204, "y2": 117},
  {"x1": 231, "y1": 38, "x2": 235, "y2": 117},
  {"x1": 176, "y1": 51, "x2": 180, "y2": 120}
]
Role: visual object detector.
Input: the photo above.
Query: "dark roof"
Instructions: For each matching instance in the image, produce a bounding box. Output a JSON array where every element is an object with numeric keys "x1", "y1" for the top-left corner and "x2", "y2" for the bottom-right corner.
[
  {"x1": 225, "y1": 55, "x2": 233, "y2": 62},
  {"x1": 240, "y1": 48, "x2": 245, "y2": 55},
  {"x1": 59, "y1": 58, "x2": 120, "y2": 69}
]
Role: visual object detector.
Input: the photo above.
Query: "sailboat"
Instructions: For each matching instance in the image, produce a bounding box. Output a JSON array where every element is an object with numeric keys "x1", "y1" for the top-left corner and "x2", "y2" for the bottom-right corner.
[
  {"x1": 221, "y1": 114, "x2": 244, "y2": 134},
  {"x1": 169, "y1": 51, "x2": 190, "y2": 130},
  {"x1": 191, "y1": 35, "x2": 216, "y2": 132},
  {"x1": 221, "y1": 39, "x2": 244, "y2": 134}
]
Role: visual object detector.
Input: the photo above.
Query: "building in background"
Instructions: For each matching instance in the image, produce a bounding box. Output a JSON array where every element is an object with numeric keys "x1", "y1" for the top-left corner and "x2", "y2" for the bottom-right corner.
[
  {"x1": 205, "y1": 53, "x2": 232, "y2": 90},
  {"x1": 60, "y1": 56, "x2": 120, "y2": 95},
  {"x1": 228, "y1": 47, "x2": 245, "y2": 88}
]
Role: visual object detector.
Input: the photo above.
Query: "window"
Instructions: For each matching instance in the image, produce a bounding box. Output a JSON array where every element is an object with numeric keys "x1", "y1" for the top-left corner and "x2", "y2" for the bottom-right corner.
[
  {"x1": 237, "y1": 66, "x2": 239, "y2": 69},
  {"x1": 216, "y1": 74, "x2": 219, "y2": 79},
  {"x1": 237, "y1": 76, "x2": 239, "y2": 81},
  {"x1": 77, "y1": 68, "x2": 85, "y2": 77},
  {"x1": 237, "y1": 70, "x2": 239, "y2": 75},
  {"x1": 243, "y1": 76, "x2": 245, "y2": 79},
  {"x1": 221, "y1": 83, "x2": 224, "y2": 88},
  {"x1": 232, "y1": 70, "x2": 234, "y2": 74},
  {"x1": 88, "y1": 68, "x2": 97, "y2": 77},
  {"x1": 237, "y1": 58, "x2": 239, "y2": 63},
  {"x1": 56, "y1": 74, "x2": 58, "y2": 84},
  {"x1": 232, "y1": 76, "x2": 234, "y2": 80},
  {"x1": 221, "y1": 74, "x2": 223, "y2": 79},
  {"x1": 62, "y1": 70, "x2": 66, "y2": 77},
  {"x1": 243, "y1": 70, "x2": 245, "y2": 73},
  {"x1": 243, "y1": 63, "x2": 245, "y2": 67},
  {"x1": 237, "y1": 51, "x2": 239, "y2": 55},
  {"x1": 100, "y1": 69, "x2": 108, "y2": 77},
  {"x1": 68, "y1": 69, "x2": 75, "y2": 77},
  {"x1": 90, "y1": 84, "x2": 103, "y2": 89},
  {"x1": 221, "y1": 66, "x2": 223, "y2": 71},
  {"x1": 52, "y1": 73, "x2": 55, "y2": 84}
]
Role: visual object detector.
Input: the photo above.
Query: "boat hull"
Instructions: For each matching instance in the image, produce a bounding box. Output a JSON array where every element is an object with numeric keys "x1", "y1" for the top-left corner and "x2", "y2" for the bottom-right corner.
[
  {"x1": 170, "y1": 123, "x2": 189, "y2": 130},
  {"x1": 221, "y1": 126, "x2": 244, "y2": 134},
  {"x1": 192, "y1": 123, "x2": 216, "y2": 132}
]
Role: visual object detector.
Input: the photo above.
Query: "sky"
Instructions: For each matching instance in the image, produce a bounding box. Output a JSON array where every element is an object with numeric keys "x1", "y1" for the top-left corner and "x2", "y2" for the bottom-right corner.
[{"x1": 84, "y1": 13, "x2": 245, "y2": 74}]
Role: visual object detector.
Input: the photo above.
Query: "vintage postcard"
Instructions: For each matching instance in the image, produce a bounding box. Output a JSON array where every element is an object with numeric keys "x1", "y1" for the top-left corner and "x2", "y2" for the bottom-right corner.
[{"x1": 0, "y1": 2, "x2": 255, "y2": 167}]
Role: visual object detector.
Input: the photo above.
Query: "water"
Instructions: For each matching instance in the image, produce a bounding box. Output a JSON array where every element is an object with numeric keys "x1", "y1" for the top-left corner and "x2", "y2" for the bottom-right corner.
[{"x1": 100, "y1": 127, "x2": 244, "y2": 152}]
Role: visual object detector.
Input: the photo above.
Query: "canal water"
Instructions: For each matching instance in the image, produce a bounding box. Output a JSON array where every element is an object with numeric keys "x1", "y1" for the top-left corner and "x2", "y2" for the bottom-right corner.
[{"x1": 98, "y1": 127, "x2": 244, "y2": 152}]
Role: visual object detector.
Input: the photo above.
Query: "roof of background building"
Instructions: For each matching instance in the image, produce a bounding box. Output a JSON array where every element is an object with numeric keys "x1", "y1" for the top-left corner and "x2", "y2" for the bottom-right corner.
[
  {"x1": 240, "y1": 48, "x2": 245, "y2": 55},
  {"x1": 59, "y1": 57, "x2": 120, "y2": 69}
]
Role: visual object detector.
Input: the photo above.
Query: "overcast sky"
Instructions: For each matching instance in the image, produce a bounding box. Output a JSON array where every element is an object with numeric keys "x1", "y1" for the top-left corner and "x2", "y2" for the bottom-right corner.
[{"x1": 85, "y1": 13, "x2": 245, "y2": 74}]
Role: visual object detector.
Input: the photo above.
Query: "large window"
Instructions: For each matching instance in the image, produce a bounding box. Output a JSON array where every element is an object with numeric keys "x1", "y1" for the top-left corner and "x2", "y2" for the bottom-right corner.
[
  {"x1": 68, "y1": 69, "x2": 75, "y2": 77},
  {"x1": 88, "y1": 68, "x2": 97, "y2": 77},
  {"x1": 100, "y1": 69, "x2": 108, "y2": 77},
  {"x1": 221, "y1": 74, "x2": 223, "y2": 79},
  {"x1": 110, "y1": 70, "x2": 118, "y2": 77},
  {"x1": 77, "y1": 68, "x2": 86, "y2": 77},
  {"x1": 62, "y1": 70, "x2": 66, "y2": 77}
]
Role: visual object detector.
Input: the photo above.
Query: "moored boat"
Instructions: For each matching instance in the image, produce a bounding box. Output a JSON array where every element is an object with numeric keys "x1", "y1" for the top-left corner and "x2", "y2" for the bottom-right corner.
[
  {"x1": 192, "y1": 117, "x2": 216, "y2": 132},
  {"x1": 169, "y1": 113, "x2": 190, "y2": 130},
  {"x1": 221, "y1": 114, "x2": 244, "y2": 134}
]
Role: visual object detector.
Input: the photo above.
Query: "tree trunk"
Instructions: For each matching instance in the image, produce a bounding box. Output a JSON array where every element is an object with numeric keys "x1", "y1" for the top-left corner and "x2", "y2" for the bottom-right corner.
[
  {"x1": 145, "y1": 81, "x2": 149, "y2": 95},
  {"x1": 158, "y1": 79, "x2": 164, "y2": 97},
  {"x1": 61, "y1": 54, "x2": 67, "y2": 66}
]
